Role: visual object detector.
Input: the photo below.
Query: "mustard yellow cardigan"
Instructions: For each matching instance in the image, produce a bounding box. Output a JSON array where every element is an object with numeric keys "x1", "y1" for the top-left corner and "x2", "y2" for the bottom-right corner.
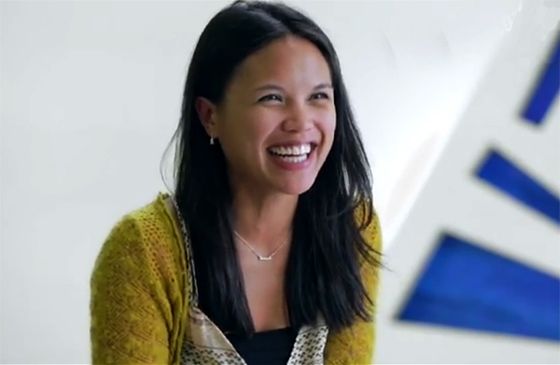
[{"x1": 90, "y1": 192, "x2": 382, "y2": 364}]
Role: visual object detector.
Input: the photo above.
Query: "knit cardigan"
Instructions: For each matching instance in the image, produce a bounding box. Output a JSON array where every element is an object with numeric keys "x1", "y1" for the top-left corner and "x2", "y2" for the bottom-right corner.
[{"x1": 90, "y1": 192, "x2": 382, "y2": 364}]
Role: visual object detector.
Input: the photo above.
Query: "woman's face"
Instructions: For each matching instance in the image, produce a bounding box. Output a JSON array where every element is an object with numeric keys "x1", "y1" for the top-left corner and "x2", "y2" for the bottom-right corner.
[{"x1": 201, "y1": 36, "x2": 336, "y2": 196}]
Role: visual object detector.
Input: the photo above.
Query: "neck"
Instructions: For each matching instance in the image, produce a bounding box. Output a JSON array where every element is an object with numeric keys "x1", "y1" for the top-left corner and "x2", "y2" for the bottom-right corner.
[{"x1": 231, "y1": 185, "x2": 297, "y2": 252}]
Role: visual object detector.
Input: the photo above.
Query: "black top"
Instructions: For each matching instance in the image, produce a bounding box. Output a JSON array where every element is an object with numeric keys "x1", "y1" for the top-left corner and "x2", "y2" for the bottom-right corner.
[{"x1": 225, "y1": 327, "x2": 298, "y2": 365}]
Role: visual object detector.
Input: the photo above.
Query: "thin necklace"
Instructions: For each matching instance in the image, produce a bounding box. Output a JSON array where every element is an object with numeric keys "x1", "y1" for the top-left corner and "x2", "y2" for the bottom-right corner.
[{"x1": 233, "y1": 230, "x2": 289, "y2": 261}]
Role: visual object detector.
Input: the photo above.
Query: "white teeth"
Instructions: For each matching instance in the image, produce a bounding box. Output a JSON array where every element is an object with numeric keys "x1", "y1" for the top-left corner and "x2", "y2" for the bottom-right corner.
[
  {"x1": 278, "y1": 155, "x2": 308, "y2": 163},
  {"x1": 269, "y1": 143, "x2": 312, "y2": 156}
]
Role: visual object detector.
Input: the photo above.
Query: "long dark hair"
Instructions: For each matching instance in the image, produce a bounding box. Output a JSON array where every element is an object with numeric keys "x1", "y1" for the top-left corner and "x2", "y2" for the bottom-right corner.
[{"x1": 168, "y1": 0, "x2": 381, "y2": 337}]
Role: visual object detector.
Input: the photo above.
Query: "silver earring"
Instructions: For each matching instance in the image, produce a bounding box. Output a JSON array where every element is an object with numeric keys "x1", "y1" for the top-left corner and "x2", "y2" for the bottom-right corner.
[{"x1": 210, "y1": 137, "x2": 215, "y2": 145}]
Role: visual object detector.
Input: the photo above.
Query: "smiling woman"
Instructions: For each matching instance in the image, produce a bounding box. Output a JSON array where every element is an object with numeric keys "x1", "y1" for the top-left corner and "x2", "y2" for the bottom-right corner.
[
  {"x1": 90, "y1": 1, "x2": 383, "y2": 364},
  {"x1": 196, "y1": 35, "x2": 336, "y2": 197}
]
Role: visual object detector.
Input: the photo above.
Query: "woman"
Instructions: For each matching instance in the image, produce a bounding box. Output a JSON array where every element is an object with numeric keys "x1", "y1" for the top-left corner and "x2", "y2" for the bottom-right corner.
[{"x1": 90, "y1": 1, "x2": 383, "y2": 364}]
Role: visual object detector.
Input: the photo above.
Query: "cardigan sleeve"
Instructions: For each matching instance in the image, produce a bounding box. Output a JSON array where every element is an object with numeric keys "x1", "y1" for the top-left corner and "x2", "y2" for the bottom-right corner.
[
  {"x1": 358, "y1": 211, "x2": 382, "y2": 363},
  {"x1": 324, "y1": 210, "x2": 383, "y2": 365},
  {"x1": 90, "y1": 215, "x2": 171, "y2": 365}
]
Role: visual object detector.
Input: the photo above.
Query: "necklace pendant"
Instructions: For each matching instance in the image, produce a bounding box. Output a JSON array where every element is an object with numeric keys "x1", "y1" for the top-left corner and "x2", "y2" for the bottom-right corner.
[{"x1": 258, "y1": 255, "x2": 272, "y2": 261}]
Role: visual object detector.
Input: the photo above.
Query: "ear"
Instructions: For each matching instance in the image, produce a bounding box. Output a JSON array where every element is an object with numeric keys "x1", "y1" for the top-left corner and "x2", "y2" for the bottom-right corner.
[{"x1": 195, "y1": 96, "x2": 219, "y2": 139}]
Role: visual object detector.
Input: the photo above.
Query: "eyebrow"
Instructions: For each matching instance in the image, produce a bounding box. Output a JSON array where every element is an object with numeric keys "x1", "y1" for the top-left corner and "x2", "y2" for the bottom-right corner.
[{"x1": 253, "y1": 83, "x2": 333, "y2": 92}]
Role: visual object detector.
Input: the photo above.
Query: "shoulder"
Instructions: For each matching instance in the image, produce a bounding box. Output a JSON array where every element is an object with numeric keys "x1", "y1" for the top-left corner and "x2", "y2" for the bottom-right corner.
[
  {"x1": 353, "y1": 201, "x2": 383, "y2": 254},
  {"x1": 116, "y1": 191, "x2": 181, "y2": 250},
  {"x1": 127, "y1": 192, "x2": 177, "y2": 238},
  {"x1": 91, "y1": 192, "x2": 184, "y2": 288},
  {"x1": 324, "y1": 203, "x2": 383, "y2": 364},
  {"x1": 354, "y1": 201, "x2": 383, "y2": 293},
  {"x1": 90, "y1": 192, "x2": 183, "y2": 364},
  {"x1": 353, "y1": 200, "x2": 383, "y2": 322}
]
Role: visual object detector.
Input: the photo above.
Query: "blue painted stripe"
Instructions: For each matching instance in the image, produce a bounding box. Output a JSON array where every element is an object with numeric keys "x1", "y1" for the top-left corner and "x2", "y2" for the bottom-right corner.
[
  {"x1": 398, "y1": 233, "x2": 560, "y2": 341},
  {"x1": 476, "y1": 149, "x2": 560, "y2": 225},
  {"x1": 522, "y1": 35, "x2": 560, "y2": 125}
]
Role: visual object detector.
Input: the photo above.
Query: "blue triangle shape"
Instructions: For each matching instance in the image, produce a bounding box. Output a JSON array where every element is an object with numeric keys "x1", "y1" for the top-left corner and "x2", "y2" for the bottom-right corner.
[{"x1": 398, "y1": 233, "x2": 560, "y2": 342}]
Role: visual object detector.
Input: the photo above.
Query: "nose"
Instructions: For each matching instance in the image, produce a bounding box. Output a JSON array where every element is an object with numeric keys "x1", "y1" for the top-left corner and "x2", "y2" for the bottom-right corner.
[{"x1": 281, "y1": 101, "x2": 313, "y2": 133}]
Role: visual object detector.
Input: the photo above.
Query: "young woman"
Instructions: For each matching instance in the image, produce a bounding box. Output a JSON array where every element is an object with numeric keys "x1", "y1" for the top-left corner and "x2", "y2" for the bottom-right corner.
[{"x1": 90, "y1": 1, "x2": 383, "y2": 364}]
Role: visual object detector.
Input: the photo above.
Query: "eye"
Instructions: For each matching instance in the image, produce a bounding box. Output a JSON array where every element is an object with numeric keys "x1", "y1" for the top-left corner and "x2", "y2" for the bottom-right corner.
[
  {"x1": 310, "y1": 92, "x2": 330, "y2": 100},
  {"x1": 258, "y1": 94, "x2": 283, "y2": 102}
]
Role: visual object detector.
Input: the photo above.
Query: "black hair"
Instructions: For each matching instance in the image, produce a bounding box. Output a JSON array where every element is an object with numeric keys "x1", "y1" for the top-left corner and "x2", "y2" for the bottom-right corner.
[{"x1": 167, "y1": 0, "x2": 381, "y2": 337}]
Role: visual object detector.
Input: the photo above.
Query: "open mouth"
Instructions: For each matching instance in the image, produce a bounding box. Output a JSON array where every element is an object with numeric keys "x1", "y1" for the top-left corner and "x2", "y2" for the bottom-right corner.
[{"x1": 267, "y1": 143, "x2": 317, "y2": 164}]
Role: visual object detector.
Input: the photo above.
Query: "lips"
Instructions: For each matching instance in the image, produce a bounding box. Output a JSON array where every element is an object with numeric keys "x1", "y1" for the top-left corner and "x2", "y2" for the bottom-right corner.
[
  {"x1": 267, "y1": 142, "x2": 317, "y2": 156},
  {"x1": 268, "y1": 143, "x2": 312, "y2": 157},
  {"x1": 266, "y1": 142, "x2": 318, "y2": 171}
]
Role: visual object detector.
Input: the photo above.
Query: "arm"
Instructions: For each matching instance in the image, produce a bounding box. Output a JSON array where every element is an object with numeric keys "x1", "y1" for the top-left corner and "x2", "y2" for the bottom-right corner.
[
  {"x1": 360, "y1": 211, "x2": 383, "y2": 364},
  {"x1": 324, "y1": 211, "x2": 383, "y2": 365},
  {"x1": 90, "y1": 215, "x2": 171, "y2": 364}
]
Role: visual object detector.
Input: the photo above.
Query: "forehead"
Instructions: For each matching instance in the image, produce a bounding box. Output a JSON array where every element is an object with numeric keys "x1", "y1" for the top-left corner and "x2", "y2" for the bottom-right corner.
[{"x1": 229, "y1": 36, "x2": 332, "y2": 89}]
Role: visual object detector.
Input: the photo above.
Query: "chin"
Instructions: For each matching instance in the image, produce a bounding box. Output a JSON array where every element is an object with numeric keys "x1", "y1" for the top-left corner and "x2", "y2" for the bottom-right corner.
[{"x1": 276, "y1": 178, "x2": 316, "y2": 196}]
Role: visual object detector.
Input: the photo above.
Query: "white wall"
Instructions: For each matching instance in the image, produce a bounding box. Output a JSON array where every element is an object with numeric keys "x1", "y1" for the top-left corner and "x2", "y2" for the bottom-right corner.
[
  {"x1": 1, "y1": 0, "x2": 550, "y2": 363},
  {"x1": 375, "y1": 0, "x2": 560, "y2": 361}
]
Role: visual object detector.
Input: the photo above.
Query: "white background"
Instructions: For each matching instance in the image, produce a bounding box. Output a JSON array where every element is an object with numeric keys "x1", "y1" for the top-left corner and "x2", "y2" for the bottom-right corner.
[{"x1": 1, "y1": 0, "x2": 557, "y2": 363}]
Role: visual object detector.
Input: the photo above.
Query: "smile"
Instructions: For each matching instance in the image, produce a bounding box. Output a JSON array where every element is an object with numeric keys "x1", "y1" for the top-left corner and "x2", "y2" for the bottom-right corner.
[
  {"x1": 268, "y1": 143, "x2": 312, "y2": 156},
  {"x1": 267, "y1": 143, "x2": 317, "y2": 169}
]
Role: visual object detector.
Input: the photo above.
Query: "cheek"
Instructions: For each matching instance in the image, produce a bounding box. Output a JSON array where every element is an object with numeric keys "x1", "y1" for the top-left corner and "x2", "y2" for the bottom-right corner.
[
  {"x1": 245, "y1": 111, "x2": 278, "y2": 144},
  {"x1": 317, "y1": 112, "x2": 336, "y2": 166},
  {"x1": 320, "y1": 110, "x2": 337, "y2": 144},
  {"x1": 222, "y1": 112, "x2": 274, "y2": 157}
]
